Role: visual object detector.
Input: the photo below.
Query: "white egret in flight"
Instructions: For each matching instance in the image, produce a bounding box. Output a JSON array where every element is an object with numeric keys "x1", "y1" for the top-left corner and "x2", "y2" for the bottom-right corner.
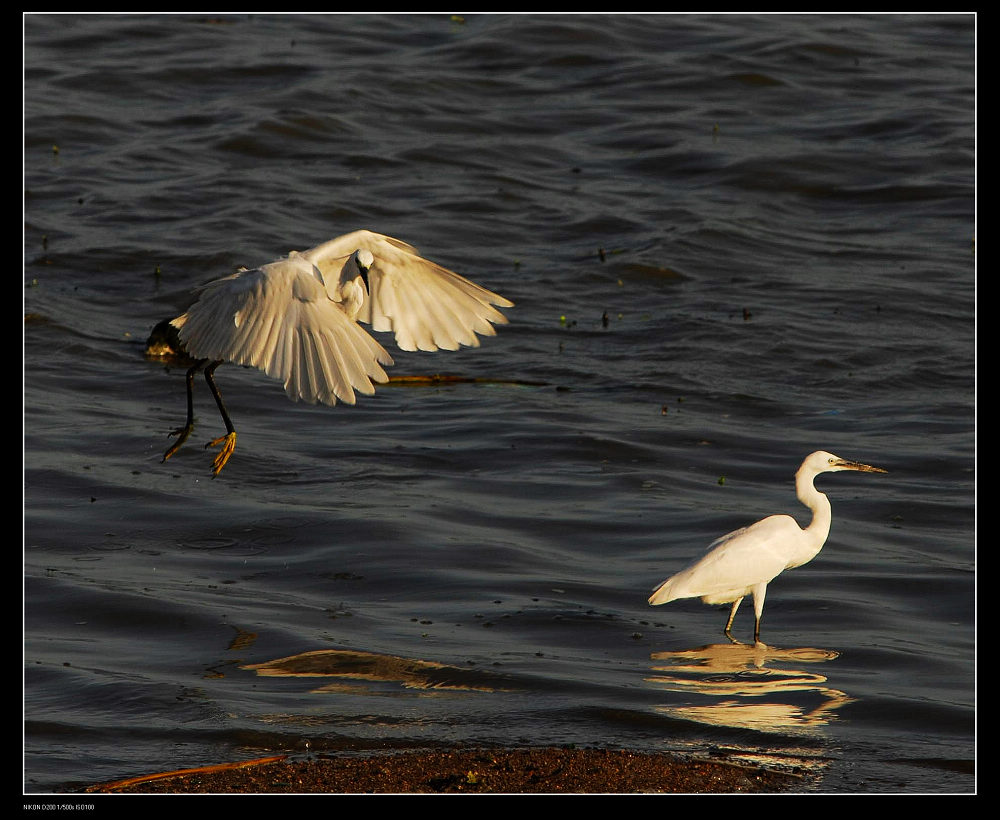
[
  {"x1": 160, "y1": 230, "x2": 513, "y2": 476},
  {"x1": 648, "y1": 451, "x2": 886, "y2": 644}
]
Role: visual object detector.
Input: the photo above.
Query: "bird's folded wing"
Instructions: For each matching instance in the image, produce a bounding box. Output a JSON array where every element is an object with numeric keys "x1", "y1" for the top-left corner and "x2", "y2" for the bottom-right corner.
[
  {"x1": 172, "y1": 258, "x2": 393, "y2": 406},
  {"x1": 689, "y1": 517, "x2": 803, "y2": 591},
  {"x1": 303, "y1": 230, "x2": 513, "y2": 353}
]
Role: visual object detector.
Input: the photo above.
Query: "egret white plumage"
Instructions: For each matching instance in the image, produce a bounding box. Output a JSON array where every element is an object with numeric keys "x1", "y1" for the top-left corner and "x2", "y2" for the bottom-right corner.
[
  {"x1": 648, "y1": 451, "x2": 886, "y2": 644},
  {"x1": 160, "y1": 230, "x2": 513, "y2": 476}
]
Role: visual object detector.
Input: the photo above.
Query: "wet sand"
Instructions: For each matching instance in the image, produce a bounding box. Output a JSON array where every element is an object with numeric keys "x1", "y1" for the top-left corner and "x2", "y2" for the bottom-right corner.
[{"x1": 85, "y1": 747, "x2": 806, "y2": 794}]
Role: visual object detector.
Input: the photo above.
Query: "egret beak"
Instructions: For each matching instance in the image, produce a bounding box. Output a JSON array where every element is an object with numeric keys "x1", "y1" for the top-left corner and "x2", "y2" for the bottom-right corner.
[{"x1": 837, "y1": 459, "x2": 887, "y2": 474}]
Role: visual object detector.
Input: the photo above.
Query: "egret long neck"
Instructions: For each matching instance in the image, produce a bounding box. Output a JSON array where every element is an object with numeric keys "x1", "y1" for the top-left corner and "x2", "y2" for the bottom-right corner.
[
  {"x1": 326, "y1": 256, "x2": 367, "y2": 320},
  {"x1": 789, "y1": 469, "x2": 833, "y2": 568}
]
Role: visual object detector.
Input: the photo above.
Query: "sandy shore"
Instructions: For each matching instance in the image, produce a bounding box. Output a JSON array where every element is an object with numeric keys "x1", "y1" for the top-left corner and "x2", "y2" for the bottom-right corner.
[{"x1": 82, "y1": 747, "x2": 806, "y2": 795}]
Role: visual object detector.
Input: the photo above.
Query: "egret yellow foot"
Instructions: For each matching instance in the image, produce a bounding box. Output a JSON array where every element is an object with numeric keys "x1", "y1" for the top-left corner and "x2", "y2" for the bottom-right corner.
[
  {"x1": 162, "y1": 424, "x2": 193, "y2": 463},
  {"x1": 206, "y1": 431, "x2": 237, "y2": 477}
]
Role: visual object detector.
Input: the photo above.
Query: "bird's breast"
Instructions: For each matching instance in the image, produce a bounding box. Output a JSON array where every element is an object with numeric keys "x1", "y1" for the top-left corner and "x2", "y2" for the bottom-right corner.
[{"x1": 338, "y1": 278, "x2": 366, "y2": 320}]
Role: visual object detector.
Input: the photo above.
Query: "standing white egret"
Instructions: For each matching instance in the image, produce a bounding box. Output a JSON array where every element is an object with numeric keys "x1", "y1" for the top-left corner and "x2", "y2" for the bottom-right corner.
[
  {"x1": 648, "y1": 451, "x2": 886, "y2": 644},
  {"x1": 160, "y1": 230, "x2": 513, "y2": 476}
]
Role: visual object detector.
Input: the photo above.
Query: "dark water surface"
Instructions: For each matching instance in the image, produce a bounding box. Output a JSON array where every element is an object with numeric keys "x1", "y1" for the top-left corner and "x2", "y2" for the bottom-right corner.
[{"x1": 24, "y1": 13, "x2": 975, "y2": 794}]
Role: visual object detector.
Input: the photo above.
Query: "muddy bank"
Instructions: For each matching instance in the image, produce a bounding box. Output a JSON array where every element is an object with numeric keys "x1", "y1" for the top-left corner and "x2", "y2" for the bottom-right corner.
[{"x1": 86, "y1": 747, "x2": 806, "y2": 794}]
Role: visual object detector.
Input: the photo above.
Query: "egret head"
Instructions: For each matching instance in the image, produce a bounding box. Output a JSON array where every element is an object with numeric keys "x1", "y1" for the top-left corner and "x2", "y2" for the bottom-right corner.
[
  {"x1": 804, "y1": 450, "x2": 887, "y2": 476},
  {"x1": 354, "y1": 248, "x2": 374, "y2": 269},
  {"x1": 353, "y1": 248, "x2": 374, "y2": 289}
]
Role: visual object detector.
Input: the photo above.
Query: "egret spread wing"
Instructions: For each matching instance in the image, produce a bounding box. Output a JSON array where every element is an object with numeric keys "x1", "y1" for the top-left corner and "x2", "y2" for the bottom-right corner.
[
  {"x1": 162, "y1": 229, "x2": 512, "y2": 477},
  {"x1": 302, "y1": 230, "x2": 514, "y2": 353},
  {"x1": 172, "y1": 254, "x2": 393, "y2": 406}
]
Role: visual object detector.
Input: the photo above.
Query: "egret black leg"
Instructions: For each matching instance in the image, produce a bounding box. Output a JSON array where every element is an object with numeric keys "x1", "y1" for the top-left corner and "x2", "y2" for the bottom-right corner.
[
  {"x1": 751, "y1": 584, "x2": 767, "y2": 646},
  {"x1": 162, "y1": 358, "x2": 208, "y2": 463},
  {"x1": 202, "y1": 360, "x2": 237, "y2": 477},
  {"x1": 724, "y1": 597, "x2": 743, "y2": 644}
]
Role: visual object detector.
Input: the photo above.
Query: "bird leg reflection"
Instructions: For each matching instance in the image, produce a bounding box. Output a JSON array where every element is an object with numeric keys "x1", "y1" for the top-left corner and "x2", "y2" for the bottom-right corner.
[{"x1": 202, "y1": 360, "x2": 237, "y2": 478}]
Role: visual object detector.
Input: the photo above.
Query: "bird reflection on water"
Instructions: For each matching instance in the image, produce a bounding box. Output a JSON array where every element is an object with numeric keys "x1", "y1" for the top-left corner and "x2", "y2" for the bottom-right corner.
[{"x1": 646, "y1": 642, "x2": 854, "y2": 737}]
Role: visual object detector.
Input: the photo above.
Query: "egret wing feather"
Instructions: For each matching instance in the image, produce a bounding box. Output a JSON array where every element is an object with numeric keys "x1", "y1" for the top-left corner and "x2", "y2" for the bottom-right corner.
[
  {"x1": 302, "y1": 230, "x2": 513, "y2": 353},
  {"x1": 172, "y1": 256, "x2": 392, "y2": 406}
]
